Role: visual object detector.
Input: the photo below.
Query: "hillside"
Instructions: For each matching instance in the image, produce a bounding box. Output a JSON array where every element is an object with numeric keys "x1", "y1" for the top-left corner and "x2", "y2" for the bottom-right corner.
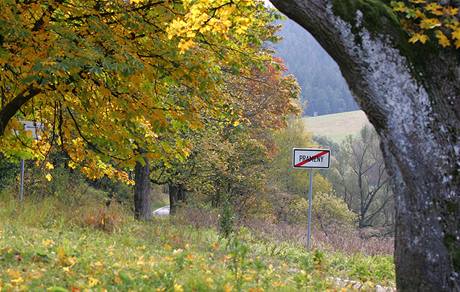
[
  {"x1": 274, "y1": 20, "x2": 358, "y2": 116},
  {"x1": 303, "y1": 110, "x2": 370, "y2": 142}
]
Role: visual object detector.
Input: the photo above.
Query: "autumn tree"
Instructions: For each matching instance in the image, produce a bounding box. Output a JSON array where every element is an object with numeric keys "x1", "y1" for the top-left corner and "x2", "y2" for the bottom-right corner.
[
  {"x1": 148, "y1": 58, "x2": 301, "y2": 214},
  {"x1": 0, "y1": 0, "x2": 281, "y2": 218},
  {"x1": 269, "y1": 0, "x2": 460, "y2": 290}
]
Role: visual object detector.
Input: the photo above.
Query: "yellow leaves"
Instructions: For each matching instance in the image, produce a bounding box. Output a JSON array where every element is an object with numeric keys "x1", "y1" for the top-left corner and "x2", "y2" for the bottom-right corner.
[
  {"x1": 68, "y1": 161, "x2": 77, "y2": 169},
  {"x1": 205, "y1": 277, "x2": 214, "y2": 286},
  {"x1": 42, "y1": 239, "x2": 55, "y2": 247},
  {"x1": 167, "y1": 0, "x2": 257, "y2": 52},
  {"x1": 178, "y1": 39, "x2": 196, "y2": 53},
  {"x1": 424, "y1": 3, "x2": 443, "y2": 16},
  {"x1": 7, "y1": 269, "x2": 22, "y2": 281},
  {"x1": 113, "y1": 274, "x2": 123, "y2": 285},
  {"x1": 163, "y1": 243, "x2": 173, "y2": 251},
  {"x1": 45, "y1": 173, "x2": 53, "y2": 181},
  {"x1": 173, "y1": 283, "x2": 184, "y2": 292},
  {"x1": 45, "y1": 162, "x2": 54, "y2": 170},
  {"x1": 435, "y1": 30, "x2": 451, "y2": 47},
  {"x1": 420, "y1": 18, "x2": 441, "y2": 29},
  {"x1": 272, "y1": 281, "x2": 285, "y2": 287},
  {"x1": 393, "y1": 1, "x2": 460, "y2": 49},
  {"x1": 56, "y1": 246, "x2": 77, "y2": 267},
  {"x1": 444, "y1": 7, "x2": 459, "y2": 17},
  {"x1": 409, "y1": 32, "x2": 428, "y2": 44},
  {"x1": 0, "y1": 0, "x2": 277, "y2": 185},
  {"x1": 88, "y1": 277, "x2": 100, "y2": 288},
  {"x1": 92, "y1": 261, "x2": 105, "y2": 271},
  {"x1": 452, "y1": 28, "x2": 460, "y2": 48},
  {"x1": 392, "y1": 2, "x2": 407, "y2": 13}
]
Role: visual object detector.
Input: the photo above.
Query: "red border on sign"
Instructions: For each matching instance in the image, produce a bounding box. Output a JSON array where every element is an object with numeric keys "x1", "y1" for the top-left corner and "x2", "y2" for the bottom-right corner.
[{"x1": 294, "y1": 150, "x2": 329, "y2": 167}]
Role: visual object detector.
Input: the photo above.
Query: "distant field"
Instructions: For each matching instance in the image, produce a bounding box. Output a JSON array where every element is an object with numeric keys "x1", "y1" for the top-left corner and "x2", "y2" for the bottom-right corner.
[{"x1": 303, "y1": 110, "x2": 370, "y2": 142}]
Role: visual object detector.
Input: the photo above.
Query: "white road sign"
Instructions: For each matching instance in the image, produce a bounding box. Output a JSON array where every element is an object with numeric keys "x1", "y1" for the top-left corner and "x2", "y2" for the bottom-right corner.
[
  {"x1": 292, "y1": 148, "x2": 331, "y2": 169},
  {"x1": 21, "y1": 121, "x2": 44, "y2": 140}
]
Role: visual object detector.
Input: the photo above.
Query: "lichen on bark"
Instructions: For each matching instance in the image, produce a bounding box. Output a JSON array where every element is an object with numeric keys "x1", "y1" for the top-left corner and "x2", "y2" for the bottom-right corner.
[{"x1": 330, "y1": 0, "x2": 437, "y2": 78}]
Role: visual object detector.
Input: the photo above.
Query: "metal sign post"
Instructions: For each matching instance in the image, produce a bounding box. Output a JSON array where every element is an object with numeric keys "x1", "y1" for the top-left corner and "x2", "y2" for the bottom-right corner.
[
  {"x1": 17, "y1": 121, "x2": 43, "y2": 202},
  {"x1": 19, "y1": 159, "x2": 25, "y2": 202},
  {"x1": 293, "y1": 148, "x2": 331, "y2": 251},
  {"x1": 307, "y1": 168, "x2": 313, "y2": 250}
]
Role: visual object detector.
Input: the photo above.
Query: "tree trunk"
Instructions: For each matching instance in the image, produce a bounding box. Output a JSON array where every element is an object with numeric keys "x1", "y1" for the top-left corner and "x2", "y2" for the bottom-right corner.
[
  {"x1": 169, "y1": 183, "x2": 187, "y2": 215},
  {"x1": 269, "y1": 0, "x2": 460, "y2": 290},
  {"x1": 134, "y1": 157, "x2": 152, "y2": 221}
]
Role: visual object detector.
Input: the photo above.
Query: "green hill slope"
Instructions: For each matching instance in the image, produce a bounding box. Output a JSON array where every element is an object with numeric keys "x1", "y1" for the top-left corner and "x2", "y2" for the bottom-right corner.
[{"x1": 303, "y1": 110, "x2": 370, "y2": 142}]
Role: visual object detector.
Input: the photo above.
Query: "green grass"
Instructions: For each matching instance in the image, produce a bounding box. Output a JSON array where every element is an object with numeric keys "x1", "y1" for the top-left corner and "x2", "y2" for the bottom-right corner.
[
  {"x1": 0, "y1": 193, "x2": 394, "y2": 291},
  {"x1": 303, "y1": 110, "x2": 370, "y2": 142}
]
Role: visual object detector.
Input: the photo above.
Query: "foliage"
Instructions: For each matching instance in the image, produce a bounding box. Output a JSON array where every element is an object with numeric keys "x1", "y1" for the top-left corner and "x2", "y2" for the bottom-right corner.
[
  {"x1": 268, "y1": 118, "x2": 331, "y2": 196},
  {"x1": 263, "y1": 118, "x2": 357, "y2": 231},
  {"x1": 148, "y1": 57, "x2": 300, "y2": 214},
  {"x1": 0, "y1": 189, "x2": 395, "y2": 291},
  {"x1": 281, "y1": 177, "x2": 357, "y2": 231},
  {"x1": 0, "y1": 0, "x2": 282, "y2": 183},
  {"x1": 391, "y1": 0, "x2": 460, "y2": 48},
  {"x1": 313, "y1": 192, "x2": 358, "y2": 231},
  {"x1": 268, "y1": 117, "x2": 313, "y2": 195}
]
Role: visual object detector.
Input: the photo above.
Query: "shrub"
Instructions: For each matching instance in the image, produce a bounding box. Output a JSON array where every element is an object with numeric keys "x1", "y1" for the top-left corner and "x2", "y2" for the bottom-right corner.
[{"x1": 286, "y1": 192, "x2": 356, "y2": 233}]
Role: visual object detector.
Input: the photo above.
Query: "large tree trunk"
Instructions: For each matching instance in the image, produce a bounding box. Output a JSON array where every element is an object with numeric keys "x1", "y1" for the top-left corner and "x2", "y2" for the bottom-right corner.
[
  {"x1": 269, "y1": 0, "x2": 460, "y2": 290},
  {"x1": 134, "y1": 156, "x2": 152, "y2": 221}
]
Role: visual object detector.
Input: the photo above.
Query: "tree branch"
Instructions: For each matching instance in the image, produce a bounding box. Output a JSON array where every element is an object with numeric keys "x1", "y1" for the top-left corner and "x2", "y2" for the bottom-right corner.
[{"x1": 0, "y1": 87, "x2": 41, "y2": 136}]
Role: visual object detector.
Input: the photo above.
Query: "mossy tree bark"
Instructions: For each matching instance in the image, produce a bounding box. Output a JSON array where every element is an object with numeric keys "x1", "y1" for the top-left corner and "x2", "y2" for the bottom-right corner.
[
  {"x1": 134, "y1": 156, "x2": 152, "y2": 221},
  {"x1": 269, "y1": 0, "x2": 460, "y2": 290}
]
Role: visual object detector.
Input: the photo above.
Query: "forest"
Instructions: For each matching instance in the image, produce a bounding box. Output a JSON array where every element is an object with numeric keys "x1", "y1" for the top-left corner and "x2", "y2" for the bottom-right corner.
[
  {"x1": 274, "y1": 19, "x2": 358, "y2": 116},
  {"x1": 1, "y1": 0, "x2": 459, "y2": 291}
]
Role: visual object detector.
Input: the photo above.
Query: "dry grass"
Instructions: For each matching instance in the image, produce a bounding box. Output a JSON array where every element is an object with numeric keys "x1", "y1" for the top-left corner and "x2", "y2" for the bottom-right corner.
[
  {"x1": 0, "y1": 186, "x2": 131, "y2": 233},
  {"x1": 244, "y1": 219, "x2": 393, "y2": 256},
  {"x1": 74, "y1": 203, "x2": 127, "y2": 233},
  {"x1": 174, "y1": 207, "x2": 393, "y2": 256}
]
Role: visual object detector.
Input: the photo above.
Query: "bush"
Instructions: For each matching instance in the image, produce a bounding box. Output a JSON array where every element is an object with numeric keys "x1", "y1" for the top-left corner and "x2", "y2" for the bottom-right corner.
[{"x1": 285, "y1": 192, "x2": 356, "y2": 232}]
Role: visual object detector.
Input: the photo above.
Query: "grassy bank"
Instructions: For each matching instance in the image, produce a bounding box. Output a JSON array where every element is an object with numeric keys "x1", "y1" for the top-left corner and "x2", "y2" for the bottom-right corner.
[{"x1": 0, "y1": 192, "x2": 394, "y2": 291}]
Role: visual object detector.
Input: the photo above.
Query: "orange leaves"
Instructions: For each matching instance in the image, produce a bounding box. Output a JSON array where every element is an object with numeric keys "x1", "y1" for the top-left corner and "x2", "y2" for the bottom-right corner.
[{"x1": 392, "y1": 1, "x2": 460, "y2": 49}]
